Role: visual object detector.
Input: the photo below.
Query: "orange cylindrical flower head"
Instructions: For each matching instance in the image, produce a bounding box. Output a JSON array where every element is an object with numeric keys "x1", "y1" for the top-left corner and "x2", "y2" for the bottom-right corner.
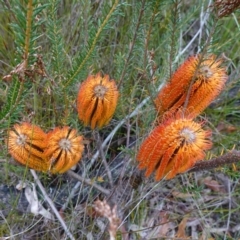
[
  {"x1": 44, "y1": 126, "x2": 84, "y2": 174},
  {"x1": 77, "y1": 72, "x2": 119, "y2": 129},
  {"x1": 7, "y1": 122, "x2": 50, "y2": 172},
  {"x1": 154, "y1": 54, "x2": 227, "y2": 120},
  {"x1": 137, "y1": 111, "x2": 212, "y2": 180}
]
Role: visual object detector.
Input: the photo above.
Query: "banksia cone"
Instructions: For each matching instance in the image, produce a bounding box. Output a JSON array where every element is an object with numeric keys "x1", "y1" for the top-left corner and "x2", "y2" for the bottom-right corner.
[
  {"x1": 77, "y1": 72, "x2": 119, "y2": 129},
  {"x1": 213, "y1": 0, "x2": 240, "y2": 18},
  {"x1": 137, "y1": 111, "x2": 212, "y2": 180},
  {"x1": 154, "y1": 54, "x2": 227, "y2": 120},
  {"x1": 7, "y1": 122, "x2": 50, "y2": 172},
  {"x1": 44, "y1": 126, "x2": 84, "y2": 173}
]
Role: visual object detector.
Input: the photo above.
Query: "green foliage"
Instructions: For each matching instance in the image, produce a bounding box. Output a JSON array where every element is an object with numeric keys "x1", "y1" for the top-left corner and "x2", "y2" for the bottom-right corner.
[
  {"x1": 0, "y1": 79, "x2": 23, "y2": 128},
  {"x1": 63, "y1": 0, "x2": 122, "y2": 89},
  {"x1": 46, "y1": 0, "x2": 65, "y2": 77}
]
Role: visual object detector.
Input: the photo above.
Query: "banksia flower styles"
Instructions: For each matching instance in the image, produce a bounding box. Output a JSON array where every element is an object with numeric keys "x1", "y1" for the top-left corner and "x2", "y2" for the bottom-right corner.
[
  {"x1": 154, "y1": 54, "x2": 227, "y2": 120},
  {"x1": 44, "y1": 126, "x2": 84, "y2": 173},
  {"x1": 77, "y1": 72, "x2": 119, "y2": 129},
  {"x1": 7, "y1": 123, "x2": 84, "y2": 174},
  {"x1": 7, "y1": 122, "x2": 50, "y2": 172},
  {"x1": 137, "y1": 112, "x2": 212, "y2": 180}
]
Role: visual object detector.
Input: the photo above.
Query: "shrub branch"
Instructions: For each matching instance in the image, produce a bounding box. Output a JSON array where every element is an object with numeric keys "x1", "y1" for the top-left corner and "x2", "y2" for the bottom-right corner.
[
  {"x1": 63, "y1": 0, "x2": 119, "y2": 89},
  {"x1": 24, "y1": 0, "x2": 33, "y2": 67}
]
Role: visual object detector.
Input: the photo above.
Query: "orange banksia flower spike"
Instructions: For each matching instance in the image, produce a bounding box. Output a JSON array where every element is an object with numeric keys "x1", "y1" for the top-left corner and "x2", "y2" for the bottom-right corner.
[
  {"x1": 137, "y1": 111, "x2": 212, "y2": 180},
  {"x1": 77, "y1": 72, "x2": 119, "y2": 129},
  {"x1": 154, "y1": 54, "x2": 227, "y2": 120},
  {"x1": 7, "y1": 122, "x2": 49, "y2": 172},
  {"x1": 44, "y1": 126, "x2": 84, "y2": 174}
]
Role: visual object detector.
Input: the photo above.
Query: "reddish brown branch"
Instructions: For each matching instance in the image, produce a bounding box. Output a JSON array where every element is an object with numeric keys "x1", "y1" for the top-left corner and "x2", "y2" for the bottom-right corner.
[{"x1": 189, "y1": 150, "x2": 240, "y2": 173}]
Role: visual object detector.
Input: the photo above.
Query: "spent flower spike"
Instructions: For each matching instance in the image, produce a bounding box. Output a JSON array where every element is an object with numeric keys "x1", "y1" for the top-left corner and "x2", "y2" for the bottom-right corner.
[{"x1": 213, "y1": 0, "x2": 240, "y2": 18}]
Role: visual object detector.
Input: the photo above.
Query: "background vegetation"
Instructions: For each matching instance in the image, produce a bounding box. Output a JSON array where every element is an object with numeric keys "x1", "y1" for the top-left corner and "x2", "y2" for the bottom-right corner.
[{"x1": 0, "y1": 0, "x2": 240, "y2": 239}]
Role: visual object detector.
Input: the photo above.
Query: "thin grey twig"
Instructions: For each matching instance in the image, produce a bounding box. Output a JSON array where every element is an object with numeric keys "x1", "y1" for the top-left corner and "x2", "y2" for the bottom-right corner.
[
  {"x1": 118, "y1": 0, "x2": 146, "y2": 88},
  {"x1": 60, "y1": 181, "x2": 81, "y2": 212},
  {"x1": 30, "y1": 169, "x2": 75, "y2": 240},
  {"x1": 3, "y1": 215, "x2": 43, "y2": 239},
  {"x1": 174, "y1": 0, "x2": 211, "y2": 63},
  {"x1": 67, "y1": 170, "x2": 110, "y2": 195},
  {"x1": 233, "y1": 13, "x2": 240, "y2": 31},
  {"x1": 95, "y1": 130, "x2": 114, "y2": 187},
  {"x1": 88, "y1": 82, "x2": 165, "y2": 171},
  {"x1": 224, "y1": 178, "x2": 231, "y2": 240}
]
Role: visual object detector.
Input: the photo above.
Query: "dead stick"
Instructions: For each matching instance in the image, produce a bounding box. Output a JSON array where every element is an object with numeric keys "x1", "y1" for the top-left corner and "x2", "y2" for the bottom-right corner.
[
  {"x1": 67, "y1": 170, "x2": 110, "y2": 195},
  {"x1": 30, "y1": 170, "x2": 75, "y2": 240}
]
